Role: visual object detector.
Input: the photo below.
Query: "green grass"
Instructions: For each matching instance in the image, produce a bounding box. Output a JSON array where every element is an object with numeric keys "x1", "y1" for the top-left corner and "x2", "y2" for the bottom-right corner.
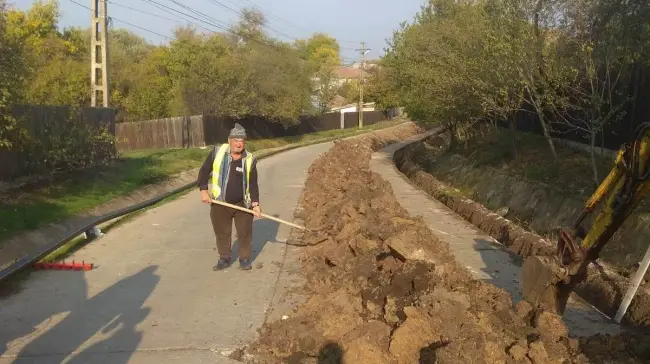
[
  {"x1": 0, "y1": 120, "x2": 403, "y2": 243},
  {"x1": 453, "y1": 128, "x2": 615, "y2": 197}
]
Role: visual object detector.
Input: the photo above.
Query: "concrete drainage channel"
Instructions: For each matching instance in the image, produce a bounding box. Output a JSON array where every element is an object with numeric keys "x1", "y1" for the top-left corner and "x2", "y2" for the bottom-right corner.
[{"x1": 391, "y1": 131, "x2": 650, "y2": 330}]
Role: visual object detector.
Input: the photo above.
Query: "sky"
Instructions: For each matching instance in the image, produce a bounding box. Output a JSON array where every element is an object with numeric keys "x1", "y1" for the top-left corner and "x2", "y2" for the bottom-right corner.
[{"x1": 8, "y1": 0, "x2": 427, "y2": 63}]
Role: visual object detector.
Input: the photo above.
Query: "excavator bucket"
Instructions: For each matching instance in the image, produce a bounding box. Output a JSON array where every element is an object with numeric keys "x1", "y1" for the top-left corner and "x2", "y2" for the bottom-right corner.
[{"x1": 521, "y1": 255, "x2": 572, "y2": 315}]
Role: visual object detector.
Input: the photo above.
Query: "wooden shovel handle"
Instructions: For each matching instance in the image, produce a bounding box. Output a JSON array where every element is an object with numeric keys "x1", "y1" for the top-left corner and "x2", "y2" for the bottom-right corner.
[{"x1": 210, "y1": 199, "x2": 307, "y2": 231}]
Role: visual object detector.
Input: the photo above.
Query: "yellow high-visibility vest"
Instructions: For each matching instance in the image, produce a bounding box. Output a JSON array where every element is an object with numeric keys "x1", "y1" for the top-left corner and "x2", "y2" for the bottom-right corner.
[{"x1": 211, "y1": 143, "x2": 254, "y2": 206}]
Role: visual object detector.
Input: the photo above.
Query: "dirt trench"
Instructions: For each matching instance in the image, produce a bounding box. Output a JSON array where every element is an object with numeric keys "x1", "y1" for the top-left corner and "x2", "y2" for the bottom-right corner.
[
  {"x1": 392, "y1": 133, "x2": 650, "y2": 331},
  {"x1": 239, "y1": 123, "x2": 649, "y2": 364}
]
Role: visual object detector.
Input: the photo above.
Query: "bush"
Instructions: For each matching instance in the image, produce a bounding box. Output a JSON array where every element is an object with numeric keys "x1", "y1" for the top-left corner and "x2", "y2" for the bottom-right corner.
[{"x1": 12, "y1": 106, "x2": 118, "y2": 177}]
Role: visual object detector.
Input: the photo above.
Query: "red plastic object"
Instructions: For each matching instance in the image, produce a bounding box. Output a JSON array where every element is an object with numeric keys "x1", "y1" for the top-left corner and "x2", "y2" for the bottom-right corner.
[{"x1": 33, "y1": 260, "x2": 94, "y2": 271}]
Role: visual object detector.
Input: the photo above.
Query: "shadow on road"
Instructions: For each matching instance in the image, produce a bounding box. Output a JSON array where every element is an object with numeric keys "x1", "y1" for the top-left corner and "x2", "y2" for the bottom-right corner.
[
  {"x1": 472, "y1": 238, "x2": 523, "y2": 302},
  {"x1": 231, "y1": 217, "x2": 280, "y2": 263},
  {"x1": 0, "y1": 268, "x2": 89, "y2": 359},
  {"x1": 1, "y1": 266, "x2": 159, "y2": 363},
  {"x1": 472, "y1": 238, "x2": 622, "y2": 338}
]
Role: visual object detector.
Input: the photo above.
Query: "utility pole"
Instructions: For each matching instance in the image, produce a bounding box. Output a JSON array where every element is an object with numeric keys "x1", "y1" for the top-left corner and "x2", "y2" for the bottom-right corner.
[
  {"x1": 355, "y1": 41, "x2": 371, "y2": 127},
  {"x1": 91, "y1": 0, "x2": 109, "y2": 107}
]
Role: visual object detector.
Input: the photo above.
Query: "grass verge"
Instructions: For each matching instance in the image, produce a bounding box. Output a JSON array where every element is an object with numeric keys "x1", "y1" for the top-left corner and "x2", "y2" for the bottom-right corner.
[
  {"x1": 0, "y1": 120, "x2": 403, "y2": 243},
  {"x1": 451, "y1": 127, "x2": 615, "y2": 197}
]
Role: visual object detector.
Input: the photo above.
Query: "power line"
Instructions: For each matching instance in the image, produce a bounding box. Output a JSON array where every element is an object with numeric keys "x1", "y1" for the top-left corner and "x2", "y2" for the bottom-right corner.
[
  {"x1": 168, "y1": 0, "x2": 299, "y2": 43},
  {"x1": 84, "y1": 0, "x2": 359, "y2": 57},
  {"x1": 204, "y1": 0, "x2": 245, "y2": 19},
  {"x1": 69, "y1": 0, "x2": 172, "y2": 40},
  {"x1": 137, "y1": 0, "x2": 293, "y2": 53},
  {"x1": 112, "y1": 16, "x2": 172, "y2": 40},
  {"x1": 109, "y1": 1, "x2": 208, "y2": 31},
  {"x1": 138, "y1": 0, "x2": 233, "y2": 33},
  {"x1": 233, "y1": 0, "x2": 361, "y2": 45},
  {"x1": 132, "y1": 0, "x2": 217, "y2": 34},
  {"x1": 70, "y1": 0, "x2": 355, "y2": 70},
  {"x1": 167, "y1": 0, "x2": 231, "y2": 29},
  {"x1": 203, "y1": 0, "x2": 299, "y2": 41},
  {"x1": 236, "y1": 0, "x2": 307, "y2": 32},
  {"x1": 68, "y1": 0, "x2": 301, "y2": 70}
]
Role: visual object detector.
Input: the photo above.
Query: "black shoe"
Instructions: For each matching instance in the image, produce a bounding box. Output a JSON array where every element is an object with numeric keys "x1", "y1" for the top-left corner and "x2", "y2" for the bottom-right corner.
[
  {"x1": 213, "y1": 258, "x2": 230, "y2": 271},
  {"x1": 239, "y1": 259, "x2": 252, "y2": 270}
]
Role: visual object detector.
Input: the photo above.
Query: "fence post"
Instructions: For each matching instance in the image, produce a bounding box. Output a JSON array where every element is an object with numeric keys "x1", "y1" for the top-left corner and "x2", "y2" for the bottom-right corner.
[
  {"x1": 187, "y1": 116, "x2": 192, "y2": 148},
  {"x1": 340, "y1": 111, "x2": 344, "y2": 129}
]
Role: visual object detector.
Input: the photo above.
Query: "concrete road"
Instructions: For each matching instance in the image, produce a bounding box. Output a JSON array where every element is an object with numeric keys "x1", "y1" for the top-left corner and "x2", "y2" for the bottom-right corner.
[
  {"x1": 0, "y1": 142, "x2": 333, "y2": 364},
  {"x1": 371, "y1": 138, "x2": 623, "y2": 338}
]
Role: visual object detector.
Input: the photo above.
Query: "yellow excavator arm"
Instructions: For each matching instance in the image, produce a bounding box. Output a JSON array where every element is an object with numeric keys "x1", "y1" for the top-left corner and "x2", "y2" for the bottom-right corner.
[{"x1": 521, "y1": 122, "x2": 650, "y2": 315}]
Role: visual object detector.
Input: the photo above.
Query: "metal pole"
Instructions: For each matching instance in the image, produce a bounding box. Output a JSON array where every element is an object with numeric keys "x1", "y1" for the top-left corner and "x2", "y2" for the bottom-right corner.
[
  {"x1": 355, "y1": 42, "x2": 370, "y2": 128},
  {"x1": 614, "y1": 243, "x2": 650, "y2": 323}
]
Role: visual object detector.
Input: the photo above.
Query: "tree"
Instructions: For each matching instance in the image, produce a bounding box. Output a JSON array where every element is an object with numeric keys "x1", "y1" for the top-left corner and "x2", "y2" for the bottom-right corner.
[
  {"x1": 363, "y1": 66, "x2": 399, "y2": 110},
  {"x1": 502, "y1": 0, "x2": 575, "y2": 160},
  {"x1": 229, "y1": 8, "x2": 266, "y2": 45},
  {"x1": 4, "y1": 0, "x2": 58, "y2": 48},
  {"x1": 296, "y1": 33, "x2": 341, "y2": 68},
  {"x1": 123, "y1": 47, "x2": 173, "y2": 119},
  {"x1": 180, "y1": 19, "x2": 311, "y2": 121},
  {"x1": 296, "y1": 33, "x2": 342, "y2": 112},
  {"x1": 1, "y1": 1, "x2": 342, "y2": 124},
  {"x1": 383, "y1": 0, "x2": 492, "y2": 148},
  {"x1": 544, "y1": 0, "x2": 633, "y2": 184},
  {"x1": 245, "y1": 41, "x2": 312, "y2": 120},
  {"x1": 0, "y1": 0, "x2": 27, "y2": 148},
  {"x1": 3, "y1": 0, "x2": 91, "y2": 107},
  {"x1": 182, "y1": 41, "x2": 252, "y2": 117},
  {"x1": 108, "y1": 28, "x2": 156, "y2": 115},
  {"x1": 337, "y1": 80, "x2": 359, "y2": 104}
]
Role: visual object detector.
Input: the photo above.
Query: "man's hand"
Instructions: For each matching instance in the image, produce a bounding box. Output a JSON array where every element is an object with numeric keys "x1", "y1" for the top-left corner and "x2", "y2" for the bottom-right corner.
[
  {"x1": 252, "y1": 205, "x2": 262, "y2": 218},
  {"x1": 200, "y1": 190, "x2": 211, "y2": 204}
]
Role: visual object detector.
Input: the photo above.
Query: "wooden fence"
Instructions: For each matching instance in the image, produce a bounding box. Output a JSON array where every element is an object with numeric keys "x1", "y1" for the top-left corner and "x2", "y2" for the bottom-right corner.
[
  {"x1": 115, "y1": 110, "x2": 390, "y2": 152},
  {"x1": 0, "y1": 106, "x2": 393, "y2": 180},
  {"x1": 114, "y1": 115, "x2": 204, "y2": 151}
]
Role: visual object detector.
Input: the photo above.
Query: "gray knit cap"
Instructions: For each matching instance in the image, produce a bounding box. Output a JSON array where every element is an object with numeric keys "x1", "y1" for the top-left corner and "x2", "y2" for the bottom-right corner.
[{"x1": 229, "y1": 123, "x2": 247, "y2": 139}]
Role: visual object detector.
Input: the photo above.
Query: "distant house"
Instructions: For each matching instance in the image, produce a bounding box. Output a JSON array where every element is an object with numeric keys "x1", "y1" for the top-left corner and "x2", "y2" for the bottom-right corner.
[
  {"x1": 327, "y1": 95, "x2": 348, "y2": 109},
  {"x1": 311, "y1": 65, "x2": 369, "y2": 90},
  {"x1": 311, "y1": 63, "x2": 381, "y2": 110},
  {"x1": 350, "y1": 61, "x2": 379, "y2": 70},
  {"x1": 331, "y1": 102, "x2": 376, "y2": 114},
  {"x1": 331, "y1": 66, "x2": 365, "y2": 87}
]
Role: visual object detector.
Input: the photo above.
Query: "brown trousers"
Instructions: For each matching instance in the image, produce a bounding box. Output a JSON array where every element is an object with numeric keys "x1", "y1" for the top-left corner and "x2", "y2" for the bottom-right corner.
[{"x1": 210, "y1": 202, "x2": 253, "y2": 261}]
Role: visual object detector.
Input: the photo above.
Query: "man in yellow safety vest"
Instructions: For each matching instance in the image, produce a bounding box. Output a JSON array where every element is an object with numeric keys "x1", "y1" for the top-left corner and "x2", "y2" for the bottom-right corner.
[{"x1": 197, "y1": 123, "x2": 261, "y2": 271}]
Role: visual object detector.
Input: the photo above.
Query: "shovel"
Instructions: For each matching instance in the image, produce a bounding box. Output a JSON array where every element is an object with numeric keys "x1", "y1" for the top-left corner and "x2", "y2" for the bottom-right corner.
[{"x1": 210, "y1": 199, "x2": 307, "y2": 231}]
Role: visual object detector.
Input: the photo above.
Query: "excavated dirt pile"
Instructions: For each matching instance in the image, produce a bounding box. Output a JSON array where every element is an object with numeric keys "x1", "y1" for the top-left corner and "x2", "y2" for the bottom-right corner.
[{"x1": 243, "y1": 124, "x2": 648, "y2": 364}]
